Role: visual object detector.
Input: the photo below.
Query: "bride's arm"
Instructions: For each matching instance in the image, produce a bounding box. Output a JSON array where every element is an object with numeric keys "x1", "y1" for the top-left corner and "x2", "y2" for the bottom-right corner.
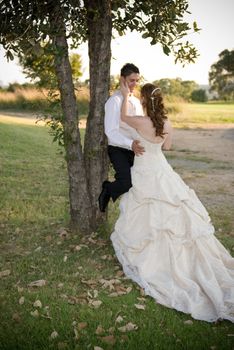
[
  {"x1": 162, "y1": 120, "x2": 172, "y2": 150},
  {"x1": 120, "y1": 80, "x2": 143, "y2": 129},
  {"x1": 121, "y1": 98, "x2": 143, "y2": 128}
]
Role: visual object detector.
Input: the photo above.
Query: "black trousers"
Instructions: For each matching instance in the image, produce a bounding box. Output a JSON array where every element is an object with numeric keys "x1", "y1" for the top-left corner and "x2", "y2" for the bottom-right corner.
[{"x1": 106, "y1": 145, "x2": 134, "y2": 202}]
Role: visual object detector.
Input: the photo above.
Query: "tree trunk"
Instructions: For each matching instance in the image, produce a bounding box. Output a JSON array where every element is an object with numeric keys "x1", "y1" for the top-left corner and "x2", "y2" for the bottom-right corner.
[
  {"x1": 84, "y1": 0, "x2": 112, "y2": 225},
  {"x1": 49, "y1": 7, "x2": 93, "y2": 234}
]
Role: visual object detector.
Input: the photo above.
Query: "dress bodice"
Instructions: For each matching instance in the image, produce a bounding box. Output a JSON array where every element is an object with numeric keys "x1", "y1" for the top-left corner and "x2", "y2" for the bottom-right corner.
[{"x1": 133, "y1": 132, "x2": 168, "y2": 170}]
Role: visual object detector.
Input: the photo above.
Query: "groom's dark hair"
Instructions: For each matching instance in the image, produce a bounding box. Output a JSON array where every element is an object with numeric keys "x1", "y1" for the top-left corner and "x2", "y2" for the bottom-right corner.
[{"x1": 120, "y1": 63, "x2": 140, "y2": 77}]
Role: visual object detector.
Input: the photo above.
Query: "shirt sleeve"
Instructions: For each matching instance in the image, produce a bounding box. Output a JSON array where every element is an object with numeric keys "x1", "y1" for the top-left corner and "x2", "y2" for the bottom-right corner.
[{"x1": 104, "y1": 95, "x2": 133, "y2": 150}]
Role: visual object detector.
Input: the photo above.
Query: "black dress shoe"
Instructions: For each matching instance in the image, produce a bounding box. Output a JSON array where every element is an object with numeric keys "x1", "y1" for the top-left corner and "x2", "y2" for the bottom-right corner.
[{"x1": 98, "y1": 181, "x2": 111, "y2": 212}]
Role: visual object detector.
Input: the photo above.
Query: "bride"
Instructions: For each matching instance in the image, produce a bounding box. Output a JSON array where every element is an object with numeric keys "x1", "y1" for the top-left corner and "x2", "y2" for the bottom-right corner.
[{"x1": 110, "y1": 80, "x2": 234, "y2": 322}]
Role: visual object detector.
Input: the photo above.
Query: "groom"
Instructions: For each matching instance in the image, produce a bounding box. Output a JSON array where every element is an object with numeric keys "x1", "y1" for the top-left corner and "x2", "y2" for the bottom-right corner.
[{"x1": 98, "y1": 63, "x2": 145, "y2": 212}]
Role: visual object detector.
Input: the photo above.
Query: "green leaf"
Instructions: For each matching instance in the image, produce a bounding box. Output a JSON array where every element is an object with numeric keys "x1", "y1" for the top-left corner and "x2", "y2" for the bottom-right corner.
[
  {"x1": 193, "y1": 21, "x2": 200, "y2": 32},
  {"x1": 142, "y1": 32, "x2": 149, "y2": 39},
  {"x1": 6, "y1": 50, "x2": 14, "y2": 61},
  {"x1": 163, "y1": 45, "x2": 171, "y2": 55}
]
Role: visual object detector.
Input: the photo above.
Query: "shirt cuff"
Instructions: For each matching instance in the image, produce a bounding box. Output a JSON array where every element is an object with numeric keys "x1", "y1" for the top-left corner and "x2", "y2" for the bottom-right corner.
[{"x1": 127, "y1": 139, "x2": 133, "y2": 150}]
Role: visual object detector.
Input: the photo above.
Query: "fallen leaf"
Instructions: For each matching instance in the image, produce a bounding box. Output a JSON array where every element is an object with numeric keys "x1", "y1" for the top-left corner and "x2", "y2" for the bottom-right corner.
[
  {"x1": 108, "y1": 292, "x2": 119, "y2": 297},
  {"x1": 73, "y1": 327, "x2": 79, "y2": 340},
  {"x1": 95, "y1": 325, "x2": 105, "y2": 335},
  {"x1": 28, "y1": 279, "x2": 46, "y2": 287},
  {"x1": 134, "y1": 304, "x2": 145, "y2": 310},
  {"x1": 0, "y1": 269, "x2": 11, "y2": 278},
  {"x1": 126, "y1": 287, "x2": 132, "y2": 294},
  {"x1": 118, "y1": 322, "x2": 138, "y2": 332},
  {"x1": 184, "y1": 320, "x2": 193, "y2": 325},
  {"x1": 80, "y1": 244, "x2": 89, "y2": 249},
  {"x1": 34, "y1": 246, "x2": 42, "y2": 252},
  {"x1": 115, "y1": 315, "x2": 124, "y2": 323},
  {"x1": 90, "y1": 300, "x2": 102, "y2": 308},
  {"x1": 100, "y1": 335, "x2": 116, "y2": 345},
  {"x1": 67, "y1": 296, "x2": 78, "y2": 305},
  {"x1": 116, "y1": 270, "x2": 124, "y2": 277},
  {"x1": 30, "y1": 310, "x2": 39, "y2": 317},
  {"x1": 63, "y1": 255, "x2": 68, "y2": 262},
  {"x1": 41, "y1": 313, "x2": 52, "y2": 320},
  {"x1": 33, "y1": 300, "x2": 42, "y2": 308},
  {"x1": 227, "y1": 334, "x2": 234, "y2": 336},
  {"x1": 93, "y1": 290, "x2": 99, "y2": 298},
  {"x1": 81, "y1": 279, "x2": 97, "y2": 287},
  {"x1": 78, "y1": 322, "x2": 88, "y2": 330},
  {"x1": 50, "y1": 330, "x2": 58, "y2": 339},
  {"x1": 17, "y1": 286, "x2": 24, "y2": 293},
  {"x1": 137, "y1": 297, "x2": 146, "y2": 302},
  {"x1": 94, "y1": 347, "x2": 104, "y2": 350},
  {"x1": 12, "y1": 312, "x2": 21, "y2": 322},
  {"x1": 115, "y1": 285, "x2": 128, "y2": 294},
  {"x1": 87, "y1": 290, "x2": 93, "y2": 298},
  {"x1": 91, "y1": 232, "x2": 98, "y2": 239},
  {"x1": 67, "y1": 295, "x2": 88, "y2": 305},
  {"x1": 99, "y1": 278, "x2": 121, "y2": 291},
  {"x1": 19, "y1": 296, "x2": 25, "y2": 305},
  {"x1": 106, "y1": 255, "x2": 114, "y2": 261},
  {"x1": 108, "y1": 327, "x2": 115, "y2": 334},
  {"x1": 57, "y1": 283, "x2": 64, "y2": 288},
  {"x1": 57, "y1": 227, "x2": 68, "y2": 238},
  {"x1": 74, "y1": 245, "x2": 82, "y2": 251}
]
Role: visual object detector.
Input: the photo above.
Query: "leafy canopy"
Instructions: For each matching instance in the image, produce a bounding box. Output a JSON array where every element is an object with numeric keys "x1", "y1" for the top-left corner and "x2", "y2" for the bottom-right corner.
[
  {"x1": 19, "y1": 48, "x2": 82, "y2": 88},
  {"x1": 153, "y1": 78, "x2": 198, "y2": 101},
  {"x1": 209, "y1": 49, "x2": 234, "y2": 100},
  {"x1": 0, "y1": 0, "x2": 200, "y2": 64}
]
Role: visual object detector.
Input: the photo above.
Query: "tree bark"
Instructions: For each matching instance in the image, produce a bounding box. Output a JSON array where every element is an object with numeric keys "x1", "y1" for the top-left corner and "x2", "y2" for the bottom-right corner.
[
  {"x1": 84, "y1": 0, "x2": 112, "y2": 225},
  {"x1": 49, "y1": 6, "x2": 93, "y2": 234}
]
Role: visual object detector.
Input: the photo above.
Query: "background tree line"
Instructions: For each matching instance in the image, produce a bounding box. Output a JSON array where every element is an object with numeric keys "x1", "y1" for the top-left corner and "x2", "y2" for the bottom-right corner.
[{"x1": 4, "y1": 48, "x2": 234, "y2": 103}]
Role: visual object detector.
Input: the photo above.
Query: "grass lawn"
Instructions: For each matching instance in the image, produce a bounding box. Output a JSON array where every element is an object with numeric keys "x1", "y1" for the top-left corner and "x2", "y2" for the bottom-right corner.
[
  {"x1": 0, "y1": 116, "x2": 234, "y2": 350},
  {"x1": 169, "y1": 102, "x2": 234, "y2": 127}
]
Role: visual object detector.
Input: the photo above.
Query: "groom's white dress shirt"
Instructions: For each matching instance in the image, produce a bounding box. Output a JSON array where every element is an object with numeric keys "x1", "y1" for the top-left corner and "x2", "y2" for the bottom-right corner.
[{"x1": 104, "y1": 91, "x2": 143, "y2": 150}]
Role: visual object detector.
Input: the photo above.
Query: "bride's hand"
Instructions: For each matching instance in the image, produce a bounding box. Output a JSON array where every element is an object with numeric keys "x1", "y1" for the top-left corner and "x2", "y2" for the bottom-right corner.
[{"x1": 120, "y1": 77, "x2": 130, "y2": 97}]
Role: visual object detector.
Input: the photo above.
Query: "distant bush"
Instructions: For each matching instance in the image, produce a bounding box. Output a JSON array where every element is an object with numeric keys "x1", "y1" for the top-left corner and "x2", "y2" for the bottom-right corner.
[
  {"x1": 164, "y1": 95, "x2": 185, "y2": 115},
  {"x1": 191, "y1": 89, "x2": 208, "y2": 102},
  {"x1": 0, "y1": 88, "x2": 49, "y2": 111},
  {"x1": 153, "y1": 78, "x2": 198, "y2": 101},
  {"x1": 6, "y1": 82, "x2": 36, "y2": 92},
  {"x1": 0, "y1": 86, "x2": 89, "y2": 116}
]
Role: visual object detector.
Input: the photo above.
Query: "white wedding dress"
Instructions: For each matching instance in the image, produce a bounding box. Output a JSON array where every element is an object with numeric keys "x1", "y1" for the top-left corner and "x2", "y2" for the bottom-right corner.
[{"x1": 111, "y1": 133, "x2": 234, "y2": 322}]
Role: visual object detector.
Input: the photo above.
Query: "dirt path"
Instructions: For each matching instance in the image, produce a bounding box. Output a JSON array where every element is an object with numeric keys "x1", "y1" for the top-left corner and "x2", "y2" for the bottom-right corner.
[{"x1": 172, "y1": 126, "x2": 234, "y2": 162}]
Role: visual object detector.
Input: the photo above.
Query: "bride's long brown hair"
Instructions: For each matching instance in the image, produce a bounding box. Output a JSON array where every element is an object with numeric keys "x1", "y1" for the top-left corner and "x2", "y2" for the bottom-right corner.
[{"x1": 140, "y1": 83, "x2": 168, "y2": 138}]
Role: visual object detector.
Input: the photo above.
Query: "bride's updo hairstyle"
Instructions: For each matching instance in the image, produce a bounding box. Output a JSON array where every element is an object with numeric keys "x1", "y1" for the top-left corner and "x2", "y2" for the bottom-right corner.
[{"x1": 140, "y1": 83, "x2": 168, "y2": 138}]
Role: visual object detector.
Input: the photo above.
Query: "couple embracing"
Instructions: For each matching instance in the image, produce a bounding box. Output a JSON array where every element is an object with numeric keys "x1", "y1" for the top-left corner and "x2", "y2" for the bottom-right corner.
[{"x1": 98, "y1": 63, "x2": 234, "y2": 323}]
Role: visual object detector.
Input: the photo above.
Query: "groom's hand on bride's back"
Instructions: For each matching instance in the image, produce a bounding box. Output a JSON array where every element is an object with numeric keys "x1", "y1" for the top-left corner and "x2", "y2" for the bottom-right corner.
[{"x1": 132, "y1": 140, "x2": 145, "y2": 156}]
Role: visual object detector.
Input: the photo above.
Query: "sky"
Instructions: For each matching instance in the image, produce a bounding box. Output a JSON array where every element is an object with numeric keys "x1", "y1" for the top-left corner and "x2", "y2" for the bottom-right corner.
[{"x1": 0, "y1": 0, "x2": 233, "y2": 86}]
